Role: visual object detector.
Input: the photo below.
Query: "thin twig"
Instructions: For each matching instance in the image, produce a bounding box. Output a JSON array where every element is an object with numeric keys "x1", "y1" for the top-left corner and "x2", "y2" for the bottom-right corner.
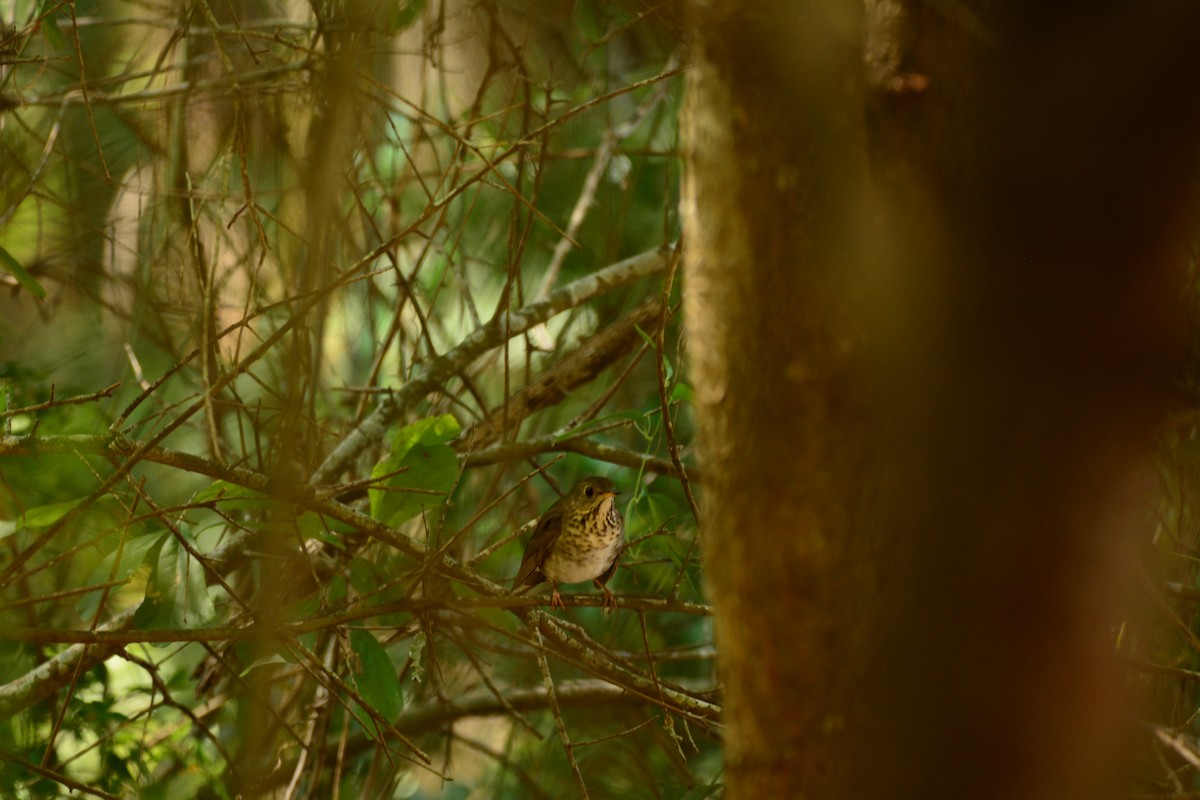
[
  {"x1": 534, "y1": 622, "x2": 590, "y2": 800},
  {"x1": 0, "y1": 383, "x2": 120, "y2": 419},
  {"x1": 312, "y1": 246, "x2": 671, "y2": 483}
]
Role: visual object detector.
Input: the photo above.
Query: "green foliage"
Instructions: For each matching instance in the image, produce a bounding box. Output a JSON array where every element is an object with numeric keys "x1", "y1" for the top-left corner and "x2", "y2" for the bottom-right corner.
[
  {"x1": 369, "y1": 414, "x2": 461, "y2": 527},
  {"x1": 75, "y1": 528, "x2": 162, "y2": 620},
  {"x1": 349, "y1": 629, "x2": 404, "y2": 733},
  {"x1": 134, "y1": 530, "x2": 216, "y2": 629},
  {"x1": 0, "y1": 1, "x2": 709, "y2": 797},
  {"x1": 0, "y1": 245, "x2": 45, "y2": 299}
]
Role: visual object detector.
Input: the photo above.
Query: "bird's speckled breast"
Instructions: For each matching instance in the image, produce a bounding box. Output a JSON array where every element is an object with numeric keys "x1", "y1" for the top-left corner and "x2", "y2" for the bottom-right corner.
[{"x1": 542, "y1": 496, "x2": 623, "y2": 584}]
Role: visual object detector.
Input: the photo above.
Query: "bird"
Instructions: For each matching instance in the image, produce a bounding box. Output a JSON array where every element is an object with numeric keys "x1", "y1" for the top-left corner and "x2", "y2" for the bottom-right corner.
[{"x1": 512, "y1": 476, "x2": 625, "y2": 610}]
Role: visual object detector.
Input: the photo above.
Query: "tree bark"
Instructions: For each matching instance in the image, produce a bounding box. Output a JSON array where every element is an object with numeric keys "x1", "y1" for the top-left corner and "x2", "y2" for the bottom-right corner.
[
  {"x1": 683, "y1": 2, "x2": 1200, "y2": 798},
  {"x1": 682, "y1": 2, "x2": 879, "y2": 796}
]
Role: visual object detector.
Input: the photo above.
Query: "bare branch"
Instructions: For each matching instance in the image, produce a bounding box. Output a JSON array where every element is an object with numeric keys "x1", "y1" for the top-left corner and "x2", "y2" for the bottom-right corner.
[{"x1": 312, "y1": 246, "x2": 671, "y2": 483}]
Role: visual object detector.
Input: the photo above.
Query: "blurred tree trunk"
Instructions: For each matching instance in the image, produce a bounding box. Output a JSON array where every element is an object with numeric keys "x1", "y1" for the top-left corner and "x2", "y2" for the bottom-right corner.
[
  {"x1": 683, "y1": 2, "x2": 1200, "y2": 798},
  {"x1": 682, "y1": 3, "x2": 879, "y2": 796}
]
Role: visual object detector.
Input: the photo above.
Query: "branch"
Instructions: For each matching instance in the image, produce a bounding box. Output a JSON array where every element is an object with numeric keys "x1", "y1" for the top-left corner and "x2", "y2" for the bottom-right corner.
[
  {"x1": 525, "y1": 610, "x2": 721, "y2": 724},
  {"x1": 0, "y1": 595, "x2": 711, "y2": 646},
  {"x1": 0, "y1": 382, "x2": 120, "y2": 419},
  {"x1": 456, "y1": 296, "x2": 662, "y2": 450},
  {"x1": 311, "y1": 246, "x2": 671, "y2": 483},
  {"x1": 462, "y1": 433, "x2": 692, "y2": 479}
]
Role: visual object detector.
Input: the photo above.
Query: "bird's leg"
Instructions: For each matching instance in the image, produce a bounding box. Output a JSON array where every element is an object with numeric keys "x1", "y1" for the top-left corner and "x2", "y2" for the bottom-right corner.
[
  {"x1": 549, "y1": 583, "x2": 565, "y2": 610},
  {"x1": 595, "y1": 579, "x2": 618, "y2": 612}
]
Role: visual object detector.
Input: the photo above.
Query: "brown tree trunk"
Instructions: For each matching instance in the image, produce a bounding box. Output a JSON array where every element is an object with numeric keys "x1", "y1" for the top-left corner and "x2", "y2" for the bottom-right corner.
[
  {"x1": 682, "y1": 3, "x2": 880, "y2": 796},
  {"x1": 683, "y1": 2, "x2": 1200, "y2": 798}
]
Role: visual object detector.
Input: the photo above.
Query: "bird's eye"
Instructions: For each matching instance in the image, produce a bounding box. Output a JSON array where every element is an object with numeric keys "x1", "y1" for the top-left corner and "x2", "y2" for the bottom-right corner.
[{"x1": 585, "y1": 486, "x2": 595, "y2": 497}]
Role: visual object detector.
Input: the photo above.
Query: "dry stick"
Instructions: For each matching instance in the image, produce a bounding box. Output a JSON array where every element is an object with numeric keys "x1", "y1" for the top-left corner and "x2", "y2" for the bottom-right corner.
[
  {"x1": 193, "y1": 637, "x2": 312, "y2": 754},
  {"x1": 5, "y1": 58, "x2": 316, "y2": 108},
  {"x1": 549, "y1": 614, "x2": 644, "y2": 675},
  {"x1": 1155, "y1": 727, "x2": 1200, "y2": 772},
  {"x1": 0, "y1": 382, "x2": 120, "y2": 419},
  {"x1": 35, "y1": 454, "x2": 153, "y2": 772},
  {"x1": 534, "y1": 622, "x2": 591, "y2": 800},
  {"x1": 531, "y1": 614, "x2": 720, "y2": 725},
  {"x1": 0, "y1": 581, "x2": 125, "y2": 612},
  {"x1": 657, "y1": 241, "x2": 698, "y2": 523},
  {"x1": 657, "y1": 242, "x2": 705, "y2": 601},
  {"x1": 0, "y1": 436, "x2": 712, "y2": 613},
  {"x1": 571, "y1": 716, "x2": 657, "y2": 748},
  {"x1": 0, "y1": 258, "x2": 352, "y2": 590},
  {"x1": 283, "y1": 635, "x2": 338, "y2": 800},
  {"x1": 0, "y1": 273, "x2": 369, "y2": 714},
  {"x1": 438, "y1": 462, "x2": 547, "y2": 564},
  {"x1": 637, "y1": 610, "x2": 669, "y2": 711},
  {"x1": 411, "y1": 679, "x2": 691, "y2": 733},
  {"x1": 349, "y1": 193, "x2": 438, "y2": 423},
  {"x1": 0, "y1": 435, "x2": 475, "y2": 593},
  {"x1": 453, "y1": 733, "x2": 555, "y2": 800},
  {"x1": 457, "y1": 296, "x2": 663, "y2": 450},
  {"x1": 250, "y1": 680, "x2": 670, "y2": 796},
  {"x1": 636, "y1": 609, "x2": 693, "y2": 768},
  {"x1": 465, "y1": 457, "x2": 568, "y2": 568},
  {"x1": 0, "y1": 594, "x2": 711, "y2": 646},
  {"x1": 126, "y1": 475, "x2": 249, "y2": 616},
  {"x1": 110, "y1": 352, "x2": 192, "y2": 432},
  {"x1": 464, "y1": 433, "x2": 685, "y2": 478},
  {"x1": 455, "y1": 637, "x2": 543, "y2": 738},
  {"x1": 0, "y1": 748, "x2": 120, "y2": 800},
  {"x1": 536, "y1": 56, "x2": 678, "y2": 300},
  {"x1": 39, "y1": 467, "x2": 143, "y2": 771},
  {"x1": 0, "y1": 458, "x2": 707, "y2": 719},
  {"x1": 1122, "y1": 657, "x2": 1200, "y2": 683},
  {"x1": 311, "y1": 246, "x2": 671, "y2": 484},
  {"x1": 0, "y1": 95, "x2": 67, "y2": 228},
  {"x1": 121, "y1": 648, "x2": 243, "y2": 786},
  {"x1": 1, "y1": 609, "x2": 129, "y2": 715},
  {"x1": 66, "y1": 2, "x2": 110, "y2": 180},
  {"x1": 183, "y1": 170, "x2": 228, "y2": 468},
  {"x1": 0, "y1": 471, "x2": 259, "y2": 715},
  {"x1": 332, "y1": 702, "x2": 352, "y2": 800},
  {"x1": 110, "y1": 268, "x2": 371, "y2": 434},
  {"x1": 282, "y1": 633, "x2": 437, "y2": 770}
]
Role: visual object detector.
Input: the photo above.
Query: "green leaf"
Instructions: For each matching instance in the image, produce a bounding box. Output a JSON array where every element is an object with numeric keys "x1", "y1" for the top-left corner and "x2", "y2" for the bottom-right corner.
[
  {"x1": 634, "y1": 491, "x2": 678, "y2": 535},
  {"x1": 391, "y1": 413, "x2": 461, "y2": 450},
  {"x1": 388, "y1": 0, "x2": 424, "y2": 33},
  {"x1": 239, "y1": 653, "x2": 289, "y2": 677},
  {"x1": 350, "y1": 629, "x2": 403, "y2": 730},
  {"x1": 38, "y1": 1, "x2": 67, "y2": 51},
  {"x1": 18, "y1": 498, "x2": 85, "y2": 528},
  {"x1": 349, "y1": 559, "x2": 380, "y2": 594},
  {"x1": 670, "y1": 381, "x2": 695, "y2": 404},
  {"x1": 0, "y1": 246, "x2": 45, "y2": 299},
  {"x1": 368, "y1": 414, "x2": 460, "y2": 527},
  {"x1": 136, "y1": 531, "x2": 215, "y2": 629},
  {"x1": 296, "y1": 511, "x2": 351, "y2": 546},
  {"x1": 1, "y1": 495, "x2": 118, "y2": 539},
  {"x1": 326, "y1": 574, "x2": 348, "y2": 605},
  {"x1": 192, "y1": 480, "x2": 271, "y2": 510},
  {"x1": 75, "y1": 531, "x2": 166, "y2": 620},
  {"x1": 634, "y1": 323, "x2": 674, "y2": 383}
]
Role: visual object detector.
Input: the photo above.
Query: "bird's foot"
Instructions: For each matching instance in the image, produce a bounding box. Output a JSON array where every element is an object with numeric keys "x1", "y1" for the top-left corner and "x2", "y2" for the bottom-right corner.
[
  {"x1": 549, "y1": 586, "x2": 565, "y2": 610},
  {"x1": 596, "y1": 581, "x2": 618, "y2": 613}
]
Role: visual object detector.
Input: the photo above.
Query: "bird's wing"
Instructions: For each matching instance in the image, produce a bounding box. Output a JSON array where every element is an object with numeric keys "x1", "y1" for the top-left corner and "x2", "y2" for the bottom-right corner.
[
  {"x1": 595, "y1": 527, "x2": 624, "y2": 587},
  {"x1": 595, "y1": 556, "x2": 619, "y2": 587},
  {"x1": 512, "y1": 509, "x2": 563, "y2": 589}
]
